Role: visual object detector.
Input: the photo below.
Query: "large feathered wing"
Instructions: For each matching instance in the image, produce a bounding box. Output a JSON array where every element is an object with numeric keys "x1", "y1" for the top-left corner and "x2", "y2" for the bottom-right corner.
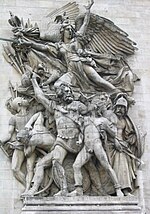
[
  {"x1": 75, "y1": 13, "x2": 137, "y2": 56},
  {"x1": 38, "y1": 2, "x2": 79, "y2": 42}
]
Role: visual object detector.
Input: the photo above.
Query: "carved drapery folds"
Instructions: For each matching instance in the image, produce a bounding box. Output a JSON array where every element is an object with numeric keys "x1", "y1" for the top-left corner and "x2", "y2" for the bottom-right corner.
[{"x1": 0, "y1": 0, "x2": 146, "y2": 199}]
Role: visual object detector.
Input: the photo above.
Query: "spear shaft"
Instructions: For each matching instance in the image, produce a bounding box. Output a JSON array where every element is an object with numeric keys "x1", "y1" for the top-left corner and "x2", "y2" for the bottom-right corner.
[{"x1": 0, "y1": 37, "x2": 17, "y2": 43}]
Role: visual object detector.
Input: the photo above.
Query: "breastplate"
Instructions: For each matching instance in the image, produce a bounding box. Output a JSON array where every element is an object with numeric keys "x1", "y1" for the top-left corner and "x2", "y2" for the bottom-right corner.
[{"x1": 55, "y1": 112, "x2": 79, "y2": 139}]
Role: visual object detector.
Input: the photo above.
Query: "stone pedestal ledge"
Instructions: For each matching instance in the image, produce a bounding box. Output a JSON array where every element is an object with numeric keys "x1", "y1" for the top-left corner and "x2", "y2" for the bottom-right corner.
[{"x1": 22, "y1": 196, "x2": 141, "y2": 214}]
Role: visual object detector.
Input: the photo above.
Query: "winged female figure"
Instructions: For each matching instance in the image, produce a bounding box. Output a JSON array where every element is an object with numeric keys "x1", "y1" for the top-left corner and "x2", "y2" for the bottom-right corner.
[{"x1": 13, "y1": 0, "x2": 137, "y2": 94}]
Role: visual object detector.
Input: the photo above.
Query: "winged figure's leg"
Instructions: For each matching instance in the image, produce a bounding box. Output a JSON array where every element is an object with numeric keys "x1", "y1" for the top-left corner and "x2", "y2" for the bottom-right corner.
[{"x1": 83, "y1": 64, "x2": 117, "y2": 91}]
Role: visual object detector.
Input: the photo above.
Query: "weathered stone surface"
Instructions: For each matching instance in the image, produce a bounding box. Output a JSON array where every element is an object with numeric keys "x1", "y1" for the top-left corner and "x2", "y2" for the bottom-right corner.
[
  {"x1": 21, "y1": 196, "x2": 141, "y2": 214},
  {"x1": 0, "y1": 0, "x2": 149, "y2": 214}
]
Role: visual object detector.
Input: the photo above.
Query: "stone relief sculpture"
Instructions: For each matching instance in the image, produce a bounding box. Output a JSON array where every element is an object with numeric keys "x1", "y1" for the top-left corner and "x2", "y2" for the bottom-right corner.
[
  {"x1": 110, "y1": 94, "x2": 144, "y2": 196},
  {"x1": 0, "y1": 97, "x2": 42, "y2": 189},
  {"x1": 69, "y1": 99, "x2": 124, "y2": 197},
  {"x1": 0, "y1": 0, "x2": 146, "y2": 201}
]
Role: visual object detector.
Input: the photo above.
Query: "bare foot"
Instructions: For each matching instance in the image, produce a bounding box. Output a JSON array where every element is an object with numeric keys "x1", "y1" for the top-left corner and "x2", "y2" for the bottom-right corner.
[
  {"x1": 116, "y1": 188, "x2": 124, "y2": 197},
  {"x1": 54, "y1": 189, "x2": 68, "y2": 197},
  {"x1": 67, "y1": 188, "x2": 83, "y2": 197},
  {"x1": 123, "y1": 191, "x2": 134, "y2": 196}
]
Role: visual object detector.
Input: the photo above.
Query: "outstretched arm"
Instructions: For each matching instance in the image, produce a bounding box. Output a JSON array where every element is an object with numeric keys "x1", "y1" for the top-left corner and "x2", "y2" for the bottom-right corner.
[
  {"x1": 19, "y1": 39, "x2": 48, "y2": 51},
  {"x1": 31, "y1": 75, "x2": 52, "y2": 112},
  {"x1": 19, "y1": 39, "x2": 58, "y2": 56},
  {"x1": 79, "y1": 0, "x2": 94, "y2": 35}
]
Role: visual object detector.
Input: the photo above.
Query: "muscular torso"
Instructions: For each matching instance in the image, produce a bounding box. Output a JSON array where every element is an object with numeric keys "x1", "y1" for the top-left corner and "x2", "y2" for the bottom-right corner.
[
  {"x1": 116, "y1": 117, "x2": 126, "y2": 141},
  {"x1": 84, "y1": 116, "x2": 115, "y2": 141}
]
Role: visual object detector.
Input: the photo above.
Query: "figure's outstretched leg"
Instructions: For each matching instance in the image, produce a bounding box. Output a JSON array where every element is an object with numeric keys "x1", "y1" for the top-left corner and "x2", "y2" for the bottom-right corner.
[
  {"x1": 94, "y1": 142, "x2": 124, "y2": 197},
  {"x1": 85, "y1": 159, "x2": 107, "y2": 195},
  {"x1": 21, "y1": 151, "x2": 37, "y2": 197},
  {"x1": 68, "y1": 146, "x2": 91, "y2": 196},
  {"x1": 23, "y1": 151, "x2": 53, "y2": 196},
  {"x1": 12, "y1": 149, "x2": 25, "y2": 186},
  {"x1": 52, "y1": 145, "x2": 68, "y2": 196}
]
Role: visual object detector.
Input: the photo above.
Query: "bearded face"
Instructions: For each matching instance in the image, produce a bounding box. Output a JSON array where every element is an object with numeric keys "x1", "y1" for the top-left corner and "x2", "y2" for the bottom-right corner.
[
  {"x1": 56, "y1": 84, "x2": 74, "y2": 104},
  {"x1": 62, "y1": 86, "x2": 74, "y2": 104},
  {"x1": 115, "y1": 105, "x2": 126, "y2": 117}
]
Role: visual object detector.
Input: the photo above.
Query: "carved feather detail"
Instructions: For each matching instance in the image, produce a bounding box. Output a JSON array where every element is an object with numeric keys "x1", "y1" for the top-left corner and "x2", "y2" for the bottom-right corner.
[{"x1": 76, "y1": 13, "x2": 137, "y2": 56}]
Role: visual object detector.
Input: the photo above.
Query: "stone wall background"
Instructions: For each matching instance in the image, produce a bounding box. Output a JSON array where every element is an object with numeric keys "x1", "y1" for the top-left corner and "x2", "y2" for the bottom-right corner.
[{"x1": 0, "y1": 0, "x2": 150, "y2": 213}]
